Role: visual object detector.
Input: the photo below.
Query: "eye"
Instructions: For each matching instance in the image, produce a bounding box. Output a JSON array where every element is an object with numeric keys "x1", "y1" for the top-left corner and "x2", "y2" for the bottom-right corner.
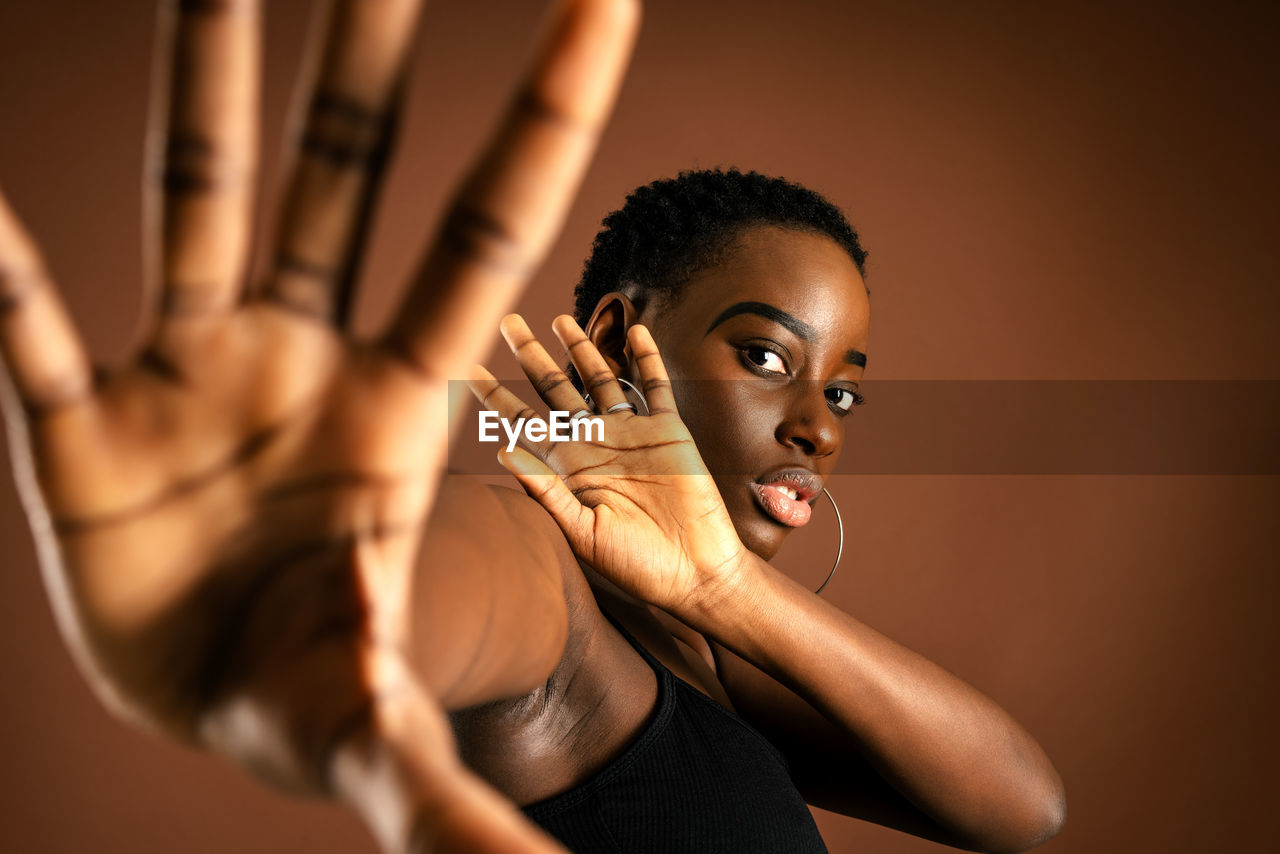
[
  {"x1": 742, "y1": 345, "x2": 788, "y2": 375},
  {"x1": 826, "y1": 386, "x2": 864, "y2": 413}
]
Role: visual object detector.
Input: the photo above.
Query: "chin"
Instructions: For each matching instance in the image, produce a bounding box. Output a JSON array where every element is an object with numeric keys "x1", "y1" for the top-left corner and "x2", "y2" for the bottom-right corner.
[
  {"x1": 728, "y1": 502, "x2": 788, "y2": 561},
  {"x1": 714, "y1": 475, "x2": 788, "y2": 559},
  {"x1": 716, "y1": 473, "x2": 783, "y2": 560}
]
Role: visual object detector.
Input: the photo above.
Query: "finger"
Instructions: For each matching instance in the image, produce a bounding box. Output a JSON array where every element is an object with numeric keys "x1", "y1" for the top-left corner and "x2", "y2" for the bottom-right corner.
[
  {"x1": 497, "y1": 447, "x2": 591, "y2": 547},
  {"x1": 626, "y1": 323, "x2": 678, "y2": 415},
  {"x1": 0, "y1": 191, "x2": 93, "y2": 415},
  {"x1": 499, "y1": 314, "x2": 590, "y2": 415},
  {"x1": 263, "y1": 0, "x2": 423, "y2": 324},
  {"x1": 149, "y1": 0, "x2": 260, "y2": 319},
  {"x1": 465, "y1": 365, "x2": 555, "y2": 460},
  {"x1": 341, "y1": 649, "x2": 568, "y2": 854},
  {"x1": 382, "y1": 0, "x2": 640, "y2": 380},
  {"x1": 550, "y1": 314, "x2": 629, "y2": 413}
]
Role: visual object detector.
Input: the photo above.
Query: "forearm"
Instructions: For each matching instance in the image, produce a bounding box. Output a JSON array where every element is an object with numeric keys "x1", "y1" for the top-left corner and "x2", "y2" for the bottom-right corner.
[{"x1": 681, "y1": 555, "x2": 1065, "y2": 852}]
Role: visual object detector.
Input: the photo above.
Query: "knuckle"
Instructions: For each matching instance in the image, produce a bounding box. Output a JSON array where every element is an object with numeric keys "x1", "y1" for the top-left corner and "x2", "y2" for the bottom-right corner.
[
  {"x1": 0, "y1": 265, "x2": 42, "y2": 315},
  {"x1": 266, "y1": 254, "x2": 345, "y2": 321},
  {"x1": 585, "y1": 370, "x2": 616, "y2": 392},
  {"x1": 161, "y1": 133, "x2": 245, "y2": 195},
  {"x1": 533, "y1": 370, "x2": 570, "y2": 397},
  {"x1": 510, "y1": 336, "x2": 541, "y2": 354},
  {"x1": 515, "y1": 88, "x2": 597, "y2": 140},
  {"x1": 437, "y1": 204, "x2": 531, "y2": 275},
  {"x1": 299, "y1": 92, "x2": 392, "y2": 170}
]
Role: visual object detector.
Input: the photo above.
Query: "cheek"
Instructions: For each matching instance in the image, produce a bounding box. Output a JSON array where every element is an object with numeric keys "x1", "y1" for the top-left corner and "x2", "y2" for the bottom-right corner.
[
  {"x1": 668, "y1": 383, "x2": 791, "y2": 559},
  {"x1": 676, "y1": 386, "x2": 779, "y2": 477},
  {"x1": 656, "y1": 340, "x2": 782, "y2": 474}
]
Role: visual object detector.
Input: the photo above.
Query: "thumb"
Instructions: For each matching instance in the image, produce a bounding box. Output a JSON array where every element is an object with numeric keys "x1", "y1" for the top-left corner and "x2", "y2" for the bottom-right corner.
[
  {"x1": 497, "y1": 447, "x2": 592, "y2": 546},
  {"x1": 338, "y1": 646, "x2": 568, "y2": 854}
]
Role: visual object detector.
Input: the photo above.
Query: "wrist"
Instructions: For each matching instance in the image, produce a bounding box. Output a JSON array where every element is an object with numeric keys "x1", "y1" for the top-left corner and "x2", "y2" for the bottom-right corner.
[{"x1": 678, "y1": 546, "x2": 767, "y2": 630}]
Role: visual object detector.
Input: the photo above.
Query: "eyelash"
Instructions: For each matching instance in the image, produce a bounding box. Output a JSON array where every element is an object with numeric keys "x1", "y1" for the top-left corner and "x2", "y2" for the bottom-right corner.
[
  {"x1": 738, "y1": 344, "x2": 865, "y2": 414},
  {"x1": 826, "y1": 387, "x2": 866, "y2": 413},
  {"x1": 742, "y1": 343, "x2": 788, "y2": 375}
]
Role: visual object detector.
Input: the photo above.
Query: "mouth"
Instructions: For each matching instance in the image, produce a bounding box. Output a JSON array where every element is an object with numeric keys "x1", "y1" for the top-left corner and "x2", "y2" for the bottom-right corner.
[{"x1": 749, "y1": 467, "x2": 823, "y2": 528}]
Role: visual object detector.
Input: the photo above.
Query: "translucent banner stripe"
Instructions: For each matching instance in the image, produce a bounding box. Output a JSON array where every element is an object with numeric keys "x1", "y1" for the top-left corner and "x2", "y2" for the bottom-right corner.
[{"x1": 449, "y1": 380, "x2": 1280, "y2": 475}]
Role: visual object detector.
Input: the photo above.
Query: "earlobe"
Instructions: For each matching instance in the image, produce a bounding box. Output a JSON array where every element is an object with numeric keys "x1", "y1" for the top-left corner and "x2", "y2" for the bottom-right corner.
[{"x1": 584, "y1": 292, "x2": 641, "y2": 377}]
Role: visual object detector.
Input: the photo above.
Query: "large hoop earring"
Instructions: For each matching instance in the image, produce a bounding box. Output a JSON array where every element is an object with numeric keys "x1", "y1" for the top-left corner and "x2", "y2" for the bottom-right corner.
[
  {"x1": 813, "y1": 487, "x2": 844, "y2": 595},
  {"x1": 615, "y1": 377, "x2": 650, "y2": 416},
  {"x1": 584, "y1": 375, "x2": 650, "y2": 417}
]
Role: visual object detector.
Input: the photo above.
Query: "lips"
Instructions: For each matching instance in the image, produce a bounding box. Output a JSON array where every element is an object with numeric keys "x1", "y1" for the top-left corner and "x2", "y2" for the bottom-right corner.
[{"x1": 749, "y1": 467, "x2": 823, "y2": 528}]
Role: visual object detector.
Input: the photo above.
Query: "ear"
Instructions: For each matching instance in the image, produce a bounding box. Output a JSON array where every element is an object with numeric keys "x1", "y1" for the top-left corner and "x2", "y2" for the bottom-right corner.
[{"x1": 583, "y1": 292, "x2": 641, "y2": 379}]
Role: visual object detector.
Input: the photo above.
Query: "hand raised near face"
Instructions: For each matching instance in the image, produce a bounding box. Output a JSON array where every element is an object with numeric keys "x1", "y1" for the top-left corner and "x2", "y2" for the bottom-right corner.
[
  {"x1": 0, "y1": 1, "x2": 636, "y2": 850},
  {"x1": 469, "y1": 314, "x2": 749, "y2": 618}
]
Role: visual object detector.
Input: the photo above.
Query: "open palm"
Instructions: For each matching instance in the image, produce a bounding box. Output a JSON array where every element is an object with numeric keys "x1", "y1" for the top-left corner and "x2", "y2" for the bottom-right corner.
[
  {"x1": 469, "y1": 314, "x2": 748, "y2": 614},
  {"x1": 0, "y1": 0, "x2": 637, "y2": 850}
]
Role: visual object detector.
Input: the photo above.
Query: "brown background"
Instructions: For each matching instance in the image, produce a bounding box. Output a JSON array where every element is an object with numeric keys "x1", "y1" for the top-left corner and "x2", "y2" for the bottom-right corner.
[{"x1": 1, "y1": 0, "x2": 1277, "y2": 851}]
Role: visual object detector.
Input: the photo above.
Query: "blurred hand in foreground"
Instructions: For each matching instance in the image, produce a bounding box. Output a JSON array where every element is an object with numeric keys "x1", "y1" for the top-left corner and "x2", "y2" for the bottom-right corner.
[{"x1": 0, "y1": 1, "x2": 638, "y2": 850}]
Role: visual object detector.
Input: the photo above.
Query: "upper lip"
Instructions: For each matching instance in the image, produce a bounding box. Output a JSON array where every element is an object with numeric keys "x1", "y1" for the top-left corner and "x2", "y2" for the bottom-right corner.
[{"x1": 753, "y1": 467, "x2": 824, "y2": 504}]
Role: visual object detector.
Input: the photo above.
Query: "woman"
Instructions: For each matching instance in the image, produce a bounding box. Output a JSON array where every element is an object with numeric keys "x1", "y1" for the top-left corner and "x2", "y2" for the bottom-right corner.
[
  {"x1": 458, "y1": 168, "x2": 1065, "y2": 853},
  {"x1": 0, "y1": 1, "x2": 1063, "y2": 851}
]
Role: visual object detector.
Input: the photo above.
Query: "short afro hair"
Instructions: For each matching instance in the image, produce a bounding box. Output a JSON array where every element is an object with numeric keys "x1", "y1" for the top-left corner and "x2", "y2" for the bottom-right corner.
[{"x1": 571, "y1": 168, "x2": 868, "y2": 328}]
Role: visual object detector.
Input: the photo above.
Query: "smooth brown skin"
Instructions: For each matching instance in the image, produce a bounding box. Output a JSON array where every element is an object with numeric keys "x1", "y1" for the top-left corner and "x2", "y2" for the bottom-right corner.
[
  {"x1": 0, "y1": 2, "x2": 1065, "y2": 854},
  {"x1": 463, "y1": 227, "x2": 1065, "y2": 852}
]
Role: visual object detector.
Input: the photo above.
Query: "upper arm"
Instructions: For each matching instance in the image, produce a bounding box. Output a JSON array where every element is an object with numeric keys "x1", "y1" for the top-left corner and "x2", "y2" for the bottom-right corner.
[
  {"x1": 710, "y1": 641, "x2": 983, "y2": 851},
  {"x1": 408, "y1": 476, "x2": 579, "y2": 710}
]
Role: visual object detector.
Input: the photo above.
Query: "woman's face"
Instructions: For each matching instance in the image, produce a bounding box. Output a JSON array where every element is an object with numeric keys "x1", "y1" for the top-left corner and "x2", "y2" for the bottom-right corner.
[{"x1": 632, "y1": 225, "x2": 870, "y2": 560}]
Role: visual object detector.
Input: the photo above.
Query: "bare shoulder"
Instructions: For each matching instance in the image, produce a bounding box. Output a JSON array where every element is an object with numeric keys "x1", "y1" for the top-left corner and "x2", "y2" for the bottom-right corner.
[
  {"x1": 440, "y1": 489, "x2": 665, "y2": 806},
  {"x1": 410, "y1": 477, "x2": 585, "y2": 707}
]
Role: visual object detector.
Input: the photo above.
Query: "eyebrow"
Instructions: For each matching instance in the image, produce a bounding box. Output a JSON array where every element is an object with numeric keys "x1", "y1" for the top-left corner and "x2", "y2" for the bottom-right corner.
[
  {"x1": 706, "y1": 301, "x2": 814, "y2": 340},
  {"x1": 705, "y1": 300, "x2": 868, "y2": 367}
]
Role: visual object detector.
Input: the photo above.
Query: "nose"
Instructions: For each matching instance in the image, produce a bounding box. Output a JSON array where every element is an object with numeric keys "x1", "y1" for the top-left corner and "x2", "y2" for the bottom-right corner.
[{"x1": 775, "y1": 384, "x2": 840, "y2": 458}]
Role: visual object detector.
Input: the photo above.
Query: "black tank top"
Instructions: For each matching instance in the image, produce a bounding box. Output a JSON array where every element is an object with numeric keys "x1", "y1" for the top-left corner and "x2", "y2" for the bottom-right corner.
[{"x1": 521, "y1": 612, "x2": 829, "y2": 853}]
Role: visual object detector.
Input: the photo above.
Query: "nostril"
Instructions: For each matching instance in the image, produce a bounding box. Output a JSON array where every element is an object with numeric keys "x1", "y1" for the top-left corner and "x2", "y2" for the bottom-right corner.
[{"x1": 788, "y1": 434, "x2": 816, "y2": 455}]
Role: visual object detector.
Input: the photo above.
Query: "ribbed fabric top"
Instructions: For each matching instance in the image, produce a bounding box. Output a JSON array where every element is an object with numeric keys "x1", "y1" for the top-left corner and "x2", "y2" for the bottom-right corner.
[{"x1": 522, "y1": 613, "x2": 828, "y2": 853}]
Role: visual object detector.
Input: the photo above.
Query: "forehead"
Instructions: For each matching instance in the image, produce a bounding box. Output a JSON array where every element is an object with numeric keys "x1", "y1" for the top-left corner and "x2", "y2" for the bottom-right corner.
[{"x1": 661, "y1": 225, "x2": 870, "y2": 341}]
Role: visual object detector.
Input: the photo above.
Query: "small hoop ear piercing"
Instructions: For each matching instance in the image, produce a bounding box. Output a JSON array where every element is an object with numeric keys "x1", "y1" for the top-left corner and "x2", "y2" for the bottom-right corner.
[{"x1": 813, "y1": 487, "x2": 844, "y2": 595}]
